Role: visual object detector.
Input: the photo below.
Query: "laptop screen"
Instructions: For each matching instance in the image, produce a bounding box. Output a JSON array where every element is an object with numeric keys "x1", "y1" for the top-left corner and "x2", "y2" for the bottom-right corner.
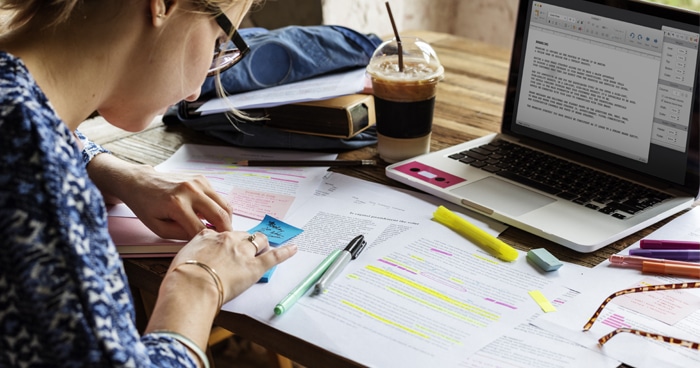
[{"x1": 503, "y1": 0, "x2": 699, "y2": 193}]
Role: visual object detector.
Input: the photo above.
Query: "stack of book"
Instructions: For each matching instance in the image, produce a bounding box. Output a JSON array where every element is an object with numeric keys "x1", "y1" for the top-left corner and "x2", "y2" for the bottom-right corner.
[{"x1": 177, "y1": 93, "x2": 375, "y2": 139}]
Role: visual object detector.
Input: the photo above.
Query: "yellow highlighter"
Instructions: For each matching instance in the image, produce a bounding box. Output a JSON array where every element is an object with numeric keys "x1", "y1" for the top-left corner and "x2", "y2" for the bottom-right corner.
[{"x1": 433, "y1": 205, "x2": 519, "y2": 262}]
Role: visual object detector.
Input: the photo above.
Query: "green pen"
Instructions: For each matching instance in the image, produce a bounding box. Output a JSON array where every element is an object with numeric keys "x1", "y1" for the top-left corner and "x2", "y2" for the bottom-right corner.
[{"x1": 274, "y1": 249, "x2": 343, "y2": 316}]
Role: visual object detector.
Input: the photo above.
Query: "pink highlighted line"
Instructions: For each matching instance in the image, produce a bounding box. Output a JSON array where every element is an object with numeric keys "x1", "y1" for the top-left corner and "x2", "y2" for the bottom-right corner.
[
  {"x1": 602, "y1": 314, "x2": 631, "y2": 329},
  {"x1": 378, "y1": 259, "x2": 418, "y2": 275},
  {"x1": 484, "y1": 297, "x2": 517, "y2": 310},
  {"x1": 430, "y1": 248, "x2": 453, "y2": 256}
]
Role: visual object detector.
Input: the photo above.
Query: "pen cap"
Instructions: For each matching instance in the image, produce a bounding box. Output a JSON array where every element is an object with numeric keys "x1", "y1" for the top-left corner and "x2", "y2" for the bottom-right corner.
[
  {"x1": 350, "y1": 239, "x2": 367, "y2": 259},
  {"x1": 640, "y1": 239, "x2": 700, "y2": 250}
]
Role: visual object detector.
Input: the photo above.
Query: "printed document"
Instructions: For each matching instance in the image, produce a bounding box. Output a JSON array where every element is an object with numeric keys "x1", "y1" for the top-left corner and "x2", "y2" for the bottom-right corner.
[
  {"x1": 533, "y1": 207, "x2": 700, "y2": 368},
  {"x1": 154, "y1": 144, "x2": 334, "y2": 220},
  {"x1": 223, "y1": 173, "x2": 619, "y2": 367}
]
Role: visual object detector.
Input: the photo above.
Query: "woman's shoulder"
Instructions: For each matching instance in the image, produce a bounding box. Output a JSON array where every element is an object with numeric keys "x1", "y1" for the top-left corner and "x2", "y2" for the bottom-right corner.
[
  {"x1": 0, "y1": 51, "x2": 57, "y2": 128},
  {"x1": 0, "y1": 51, "x2": 72, "y2": 159},
  {"x1": 0, "y1": 51, "x2": 44, "y2": 103}
]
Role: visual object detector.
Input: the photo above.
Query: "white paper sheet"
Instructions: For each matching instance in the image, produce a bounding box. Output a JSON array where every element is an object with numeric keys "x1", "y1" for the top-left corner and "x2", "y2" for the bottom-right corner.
[
  {"x1": 222, "y1": 173, "x2": 619, "y2": 367},
  {"x1": 197, "y1": 68, "x2": 367, "y2": 113},
  {"x1": 154, "y1": 144, "x2": 334, "y2": 221},
  {"x1": 533, "y1": 207, "x2": 700, "y2": 368}
]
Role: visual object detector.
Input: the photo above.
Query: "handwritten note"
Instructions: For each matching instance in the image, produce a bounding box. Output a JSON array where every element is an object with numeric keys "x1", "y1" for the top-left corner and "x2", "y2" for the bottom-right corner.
[
  {"x1": 249, "y1": 215, "x2": 304, "y2": 246},
  {"x1": 250, "y1": 215, "x2": 304, "y2": 283}
]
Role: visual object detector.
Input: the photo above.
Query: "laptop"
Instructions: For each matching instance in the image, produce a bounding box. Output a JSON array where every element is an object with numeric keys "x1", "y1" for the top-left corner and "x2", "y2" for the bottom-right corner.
[{"x1": 386, "y1": 0, "x2": 700, "y2": 253}]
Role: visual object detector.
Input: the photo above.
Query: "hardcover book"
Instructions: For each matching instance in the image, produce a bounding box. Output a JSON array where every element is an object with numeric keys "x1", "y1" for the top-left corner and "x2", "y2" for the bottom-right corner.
[{"x1": 251, "y1": 94, "x2": 375, "y2": 138}]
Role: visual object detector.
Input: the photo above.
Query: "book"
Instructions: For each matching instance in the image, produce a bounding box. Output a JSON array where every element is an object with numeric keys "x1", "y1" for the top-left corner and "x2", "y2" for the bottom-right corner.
[
  {"x1": 169, "y1": 94, "x2": 375, "y2": 139},
  {"x1": 250, "y1": 94, "x2": 375, "y2": 138},
  {"x1": 108, "y1": 216, "x2": 184, "y2": 258}
]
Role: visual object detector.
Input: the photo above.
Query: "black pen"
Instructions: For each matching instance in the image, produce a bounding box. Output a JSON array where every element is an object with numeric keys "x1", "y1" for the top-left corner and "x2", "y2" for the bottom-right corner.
[
  {"x1": 234, "y1": 160, "x2": 376, "y2": 167},
  {"x1": 314, "y1": 235, "x2": 367, "y2": 294}
]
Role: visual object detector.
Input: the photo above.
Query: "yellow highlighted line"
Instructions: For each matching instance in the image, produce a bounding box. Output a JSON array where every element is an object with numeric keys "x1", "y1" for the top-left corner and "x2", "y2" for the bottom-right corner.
[
  {"x1": 368, "y1": 265, "x2": 499, "y2": 321},
  {"x1": 472, "y1": 253, "x2": 500, "y2": 264},
  {"x1": 415, "y1": 324, "x2": 462, "y2": 345},
  {"x1": 389, "y1": 287, "x2": 488, "y2": 327},
  {"x1": 342, "y1": 300, "x2": 430, "y2": 339}
]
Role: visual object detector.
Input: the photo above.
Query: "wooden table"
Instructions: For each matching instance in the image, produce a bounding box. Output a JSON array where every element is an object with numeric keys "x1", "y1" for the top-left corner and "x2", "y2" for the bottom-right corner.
[{"x1": 79, "y1": 30, "x2": 697, "y2": 367}]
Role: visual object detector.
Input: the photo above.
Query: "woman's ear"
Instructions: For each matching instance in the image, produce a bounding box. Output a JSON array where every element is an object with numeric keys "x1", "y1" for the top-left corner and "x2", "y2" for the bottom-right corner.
[{"x1": 149, "y1": 0, "x2": 177, "y2": 25}]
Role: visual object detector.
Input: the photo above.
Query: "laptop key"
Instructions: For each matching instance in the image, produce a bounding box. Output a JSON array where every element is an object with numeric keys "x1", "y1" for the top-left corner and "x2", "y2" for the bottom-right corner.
[
  {"x1": 606, "y1": 202, "x2": 640, "y2": 215},
  {"x1": 471, "y1": 147, "x2": 493, "y2": 156},
  {"x1": 465, "y1": 150, "x2": 489, "y2": 161},
  {"x1": 483, "y1": 165, "x2": 501, "y2": 173},
  {"x1": 556, "y1": 192, "x2": 578, "y2": 200}
]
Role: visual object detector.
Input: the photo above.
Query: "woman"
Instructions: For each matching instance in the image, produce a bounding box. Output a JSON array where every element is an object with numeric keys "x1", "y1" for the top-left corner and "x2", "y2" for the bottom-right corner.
[{"x1": 0, "y1": 0, "x2": 296, "y2": 366}]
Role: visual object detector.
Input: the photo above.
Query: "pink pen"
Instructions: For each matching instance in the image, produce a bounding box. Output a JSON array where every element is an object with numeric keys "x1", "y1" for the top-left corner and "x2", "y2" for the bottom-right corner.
[{"x1": 640, "y1": 239, "x2": 700, "y2": 250}]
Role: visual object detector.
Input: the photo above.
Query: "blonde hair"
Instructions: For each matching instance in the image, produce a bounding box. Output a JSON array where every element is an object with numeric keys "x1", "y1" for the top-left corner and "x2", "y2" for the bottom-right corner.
[
  {"x1": 0, "y1": 0, "x2": 262, "y2": 127},
  {"x1": 0, "y1": 0, "x2": 80, "y2": 30},
  {"x1": 0, "y1": 0, "x2": 254, "y2": 30}
]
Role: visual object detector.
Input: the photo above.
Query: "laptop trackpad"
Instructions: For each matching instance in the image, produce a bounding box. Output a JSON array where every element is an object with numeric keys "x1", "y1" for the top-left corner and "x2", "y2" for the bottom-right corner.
[{"x1": 450, "y1": 176, "x2": 555, "y2": 216}]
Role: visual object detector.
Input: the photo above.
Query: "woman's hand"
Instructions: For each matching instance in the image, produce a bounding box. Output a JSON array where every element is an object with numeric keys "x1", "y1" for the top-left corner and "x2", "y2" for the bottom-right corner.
[
  {"x1": 172, "y1": 230, "x2": 297, "y2": 302},
  {"x1": 146, "y1": 229, "x2": 297, "y2": 347},
  {"x1": 87, "y1": 153, "x2": 232, "y2": 239}
]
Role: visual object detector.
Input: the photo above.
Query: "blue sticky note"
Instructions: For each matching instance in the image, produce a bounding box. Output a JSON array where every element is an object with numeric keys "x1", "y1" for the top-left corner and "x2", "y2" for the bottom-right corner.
[
  {"x1": 248, "y1": 215, "x2": 303, "y2": 246},
  {"x1": 249, "y1": 215, "x2": 303, "y2": 283},
  {"x1": 259, "y1": 265, "x2": 277, "y2": 283}
]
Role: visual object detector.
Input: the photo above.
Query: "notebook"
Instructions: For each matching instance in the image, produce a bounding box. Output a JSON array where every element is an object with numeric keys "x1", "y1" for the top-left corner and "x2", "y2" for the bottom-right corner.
[{"x1": 386, "y1": 0, "x2": 700, "y2": 253}]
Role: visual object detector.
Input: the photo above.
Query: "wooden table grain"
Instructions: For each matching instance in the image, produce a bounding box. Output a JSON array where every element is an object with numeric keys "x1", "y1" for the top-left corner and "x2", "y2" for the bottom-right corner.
[{"x1": 80, "y1": 30, "x2": 696, "y2": 367}]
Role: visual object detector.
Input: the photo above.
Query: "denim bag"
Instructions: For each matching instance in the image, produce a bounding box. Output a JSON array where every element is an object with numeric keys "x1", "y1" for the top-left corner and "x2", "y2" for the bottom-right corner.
[
  {"x1": 200, "y1": 25, "x2": 382, "y2": 96},
  {"x1": 165, "y1": 25, "x2": 382, "y2": 150}
]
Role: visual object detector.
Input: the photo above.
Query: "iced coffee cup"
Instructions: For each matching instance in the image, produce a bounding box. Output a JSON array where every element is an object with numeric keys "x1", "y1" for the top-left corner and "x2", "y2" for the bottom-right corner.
[{"x1": 366, "y1": 37, "x2": 444, "y2": 163}]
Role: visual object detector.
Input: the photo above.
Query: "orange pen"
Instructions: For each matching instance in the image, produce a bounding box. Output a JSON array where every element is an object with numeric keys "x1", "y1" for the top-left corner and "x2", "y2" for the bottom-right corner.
[
  {"x1": 642, "y1": 261, "x2": 700, "y2": 279},
  {"x1": 609, "y1": 254, "x2": 700, "y2": 279}
]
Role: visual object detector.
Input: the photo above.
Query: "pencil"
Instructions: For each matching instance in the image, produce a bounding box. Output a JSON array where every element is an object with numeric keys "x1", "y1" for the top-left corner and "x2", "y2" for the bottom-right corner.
[{"x1": 234, "y1": 160, "x2": 376, "y2": 167}]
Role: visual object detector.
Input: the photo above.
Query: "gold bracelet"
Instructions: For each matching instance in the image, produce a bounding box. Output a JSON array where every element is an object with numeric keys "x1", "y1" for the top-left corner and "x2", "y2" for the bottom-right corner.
[
  {"x1": 175, "y1": 260, "x2": 224, "y2": 312},
  {"x1": 152, "y1": 330, "x2": 210, "y2": 368}
]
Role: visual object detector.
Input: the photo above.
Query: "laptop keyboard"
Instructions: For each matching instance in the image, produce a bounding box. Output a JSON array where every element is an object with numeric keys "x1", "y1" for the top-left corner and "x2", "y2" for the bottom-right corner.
[{"x1": 448, "y1": 140, "x2": 672, "y2": 219}]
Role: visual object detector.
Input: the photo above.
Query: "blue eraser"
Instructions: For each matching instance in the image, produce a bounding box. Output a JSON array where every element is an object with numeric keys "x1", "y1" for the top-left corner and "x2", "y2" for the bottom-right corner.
[
  {"x1": 258, "y1": 265, "x2": 277, "y2": 283},
  {"x1": 527, "y1": 248, "x2": 563, "y2": 272}
]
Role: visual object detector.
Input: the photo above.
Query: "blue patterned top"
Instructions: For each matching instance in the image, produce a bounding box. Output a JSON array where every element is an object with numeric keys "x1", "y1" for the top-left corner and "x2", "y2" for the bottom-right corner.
[{"x1": 0, "y1": 52, "x2": 196, "y2": 366}]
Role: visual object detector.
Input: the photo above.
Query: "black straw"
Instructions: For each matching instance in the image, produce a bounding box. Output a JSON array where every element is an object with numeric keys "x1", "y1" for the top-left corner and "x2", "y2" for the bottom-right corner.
[{"x1": 385, "y1": 2, "x2": 404, "y2": 72}]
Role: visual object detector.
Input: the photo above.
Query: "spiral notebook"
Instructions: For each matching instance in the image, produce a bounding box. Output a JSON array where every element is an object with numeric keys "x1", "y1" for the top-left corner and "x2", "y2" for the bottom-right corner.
[{"x1": 387, "y1": 0, "x2": 699, "y2": 252}]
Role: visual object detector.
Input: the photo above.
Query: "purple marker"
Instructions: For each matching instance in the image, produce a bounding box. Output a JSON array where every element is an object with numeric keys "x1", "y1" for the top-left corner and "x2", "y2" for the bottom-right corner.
[
  {"x1": 629, "y1": 248, "x2": 700, "y2": 262},
  {"x1": 639, "y1": 239, "x2": 700, "y2": 250}
]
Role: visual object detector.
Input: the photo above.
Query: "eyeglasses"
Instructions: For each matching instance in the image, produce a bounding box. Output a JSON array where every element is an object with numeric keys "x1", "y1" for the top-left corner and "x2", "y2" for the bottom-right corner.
[
  {"x1": 208, "y1": 11, "x2": 250, "y2": 76},
  {"x1": 582, "y1": 281, "x2": 700, "y2": 349}
]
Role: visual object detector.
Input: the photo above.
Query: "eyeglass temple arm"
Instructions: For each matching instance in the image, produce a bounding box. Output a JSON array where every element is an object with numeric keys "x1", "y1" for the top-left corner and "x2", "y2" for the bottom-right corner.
[
  {"x1": 582, "y1": 282, "x2": 700, "y2": 331},
  {"x1": 598, "y1": 328, "x2": 700, "y2": 350},
  {"x1": 214, "y1": 13, "x2": 250, "y2": 56}
]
